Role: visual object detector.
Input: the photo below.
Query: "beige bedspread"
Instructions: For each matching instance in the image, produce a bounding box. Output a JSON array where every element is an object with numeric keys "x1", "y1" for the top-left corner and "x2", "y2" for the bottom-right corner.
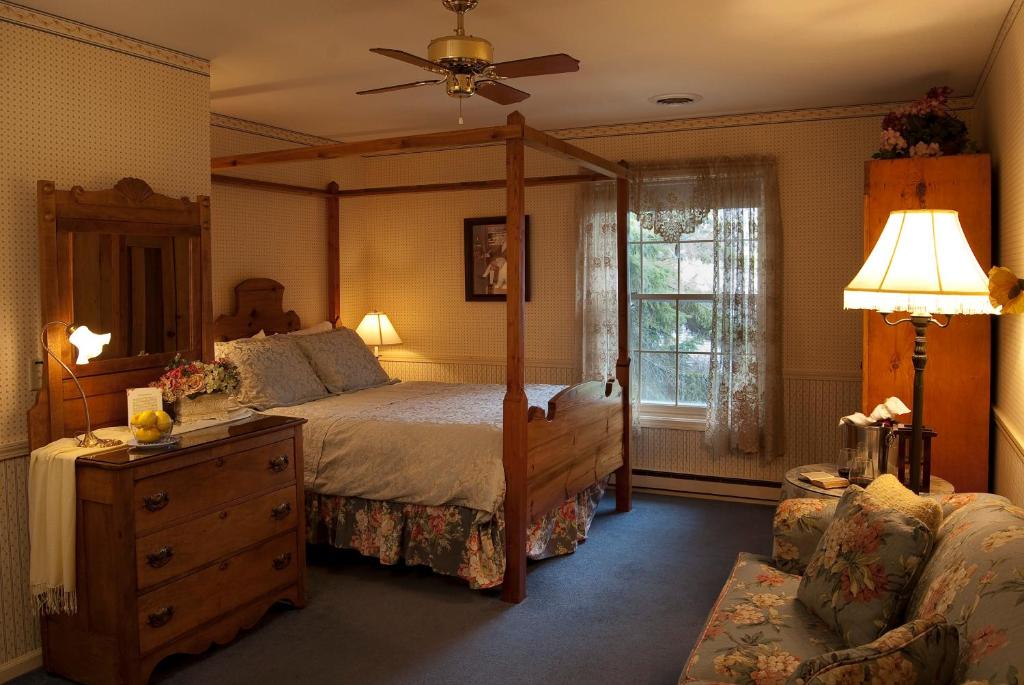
[{"x1": 265, "y1": 382, "x2": 563, "y2": 514}]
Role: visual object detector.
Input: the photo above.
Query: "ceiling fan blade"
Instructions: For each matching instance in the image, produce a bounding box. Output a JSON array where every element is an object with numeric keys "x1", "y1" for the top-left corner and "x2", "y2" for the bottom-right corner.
[
  {"x1": 356, "y1": 79, "x2": 443, "y2": 95},
  {"x1": 369, "y1": 48, "x2": 445, "y2": 74},
  {"x1": 489, "y1": 53, "x2": 580, "y2": 79},
  {"x1": 476, "y1": 80, "x2": 531, "y2": 105}
]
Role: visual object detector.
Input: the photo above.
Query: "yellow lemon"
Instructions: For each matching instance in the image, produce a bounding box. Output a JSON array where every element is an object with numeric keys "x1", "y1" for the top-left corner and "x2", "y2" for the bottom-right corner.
[
  {"x1": 155, "y1": 410, "x2": 173, "y2": 433},
  {"x1": 135, "y1": 410, "x2": 157, "y2": 429},
  {"x1": 135, "y1": 427, "x2": 162, "y2": 444},
  {"x1": 130, "y1": 412, "x2": 144, "y2": 428}
]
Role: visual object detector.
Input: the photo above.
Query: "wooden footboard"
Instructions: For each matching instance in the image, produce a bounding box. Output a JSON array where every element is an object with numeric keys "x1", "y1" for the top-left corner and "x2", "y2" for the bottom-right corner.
[{"x1": 525, "y1": 380, "x2": 624, "y2": 521}]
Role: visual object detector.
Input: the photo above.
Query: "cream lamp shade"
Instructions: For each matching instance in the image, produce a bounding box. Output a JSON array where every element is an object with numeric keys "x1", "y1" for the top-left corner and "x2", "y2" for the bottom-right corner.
[
  {"x1": 67, "y1": 325, "x2": 111, "y2": 364},
  {"x1": 844, "y1": 209, "x2": 995, "y2": 315},
  {"x1": 355, "y1": 312, "x2": 402, "y2": 348}
]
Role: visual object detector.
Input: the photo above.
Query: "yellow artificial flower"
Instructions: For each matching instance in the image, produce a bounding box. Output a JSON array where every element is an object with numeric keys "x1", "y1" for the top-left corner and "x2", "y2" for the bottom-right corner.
[{"x1": 988, "y1": 266, "x2": 1024, "y2": 314}]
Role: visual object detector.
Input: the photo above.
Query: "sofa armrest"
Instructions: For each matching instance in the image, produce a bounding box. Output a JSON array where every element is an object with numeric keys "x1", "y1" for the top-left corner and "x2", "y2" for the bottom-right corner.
[{"x1": 771, "y1": 497, "x2": 838, "y2": 575}]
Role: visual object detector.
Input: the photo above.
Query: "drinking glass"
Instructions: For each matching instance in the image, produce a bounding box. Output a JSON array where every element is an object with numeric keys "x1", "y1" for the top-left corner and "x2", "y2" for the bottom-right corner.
[{"x1": 838, "y1": 448, "x2": 856, "y2": 479}]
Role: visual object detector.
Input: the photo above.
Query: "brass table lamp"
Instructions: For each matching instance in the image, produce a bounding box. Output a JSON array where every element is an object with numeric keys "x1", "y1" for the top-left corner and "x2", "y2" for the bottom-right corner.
[{"x1": 41, "y1": 321, "x2": 123, "y2": 448}]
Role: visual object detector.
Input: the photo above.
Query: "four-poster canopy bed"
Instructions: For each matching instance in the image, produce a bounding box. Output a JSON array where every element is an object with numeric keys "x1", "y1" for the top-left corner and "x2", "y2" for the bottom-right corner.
[{"x1": 211, "y1": 112, "x2": 632, "y2": 604}]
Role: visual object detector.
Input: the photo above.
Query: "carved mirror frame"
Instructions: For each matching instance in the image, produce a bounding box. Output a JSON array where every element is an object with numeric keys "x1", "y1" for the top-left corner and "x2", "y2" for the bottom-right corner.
[{"x1": 29, "y1": 178, "x2": 212, "y2": 450}]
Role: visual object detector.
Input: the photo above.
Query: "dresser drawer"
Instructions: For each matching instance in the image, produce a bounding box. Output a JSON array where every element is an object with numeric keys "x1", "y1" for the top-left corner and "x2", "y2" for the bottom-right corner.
[
  {"x1": 136, "y1": 533, "x2": 298, "y2": 654},
  {"x1": 136, "y1": 487, "x2": 298, "y2": 590},
  {"x1": 134, "y1": 438, "x2": 295, "y2": 535}
]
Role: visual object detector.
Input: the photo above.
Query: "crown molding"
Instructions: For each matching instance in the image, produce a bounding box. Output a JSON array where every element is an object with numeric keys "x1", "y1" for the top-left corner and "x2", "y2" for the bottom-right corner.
[
  {"x1": 974, "y1": 0, "x2": 1024, "y2": 98},
  {"x1": 0, "y1": 1, "x2": 209, "y2": 75},
  {"x1": 548, "y1": 97, "x2": 975, "y2": 141},
  {"x1": 211, "y1": 113, "x2": 340, "y2": 147}
]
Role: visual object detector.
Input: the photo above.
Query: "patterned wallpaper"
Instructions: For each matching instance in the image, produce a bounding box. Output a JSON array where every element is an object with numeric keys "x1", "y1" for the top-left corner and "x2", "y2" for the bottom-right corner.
[
  {"x1": 210, "y1": 122, "x2": 341, "y2": 328},
  {"x1": 0, "y1": 6, "x2": 210, "y2": 671},
  {"x1": 978, "y1": 0, "x2": 1024, "y2": 505}
]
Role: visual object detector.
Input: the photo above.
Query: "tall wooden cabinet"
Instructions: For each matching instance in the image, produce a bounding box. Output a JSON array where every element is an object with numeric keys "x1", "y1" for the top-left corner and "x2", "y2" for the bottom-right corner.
[{"x1": 862, "y1": 154, "x2": 992, "y2": 493}]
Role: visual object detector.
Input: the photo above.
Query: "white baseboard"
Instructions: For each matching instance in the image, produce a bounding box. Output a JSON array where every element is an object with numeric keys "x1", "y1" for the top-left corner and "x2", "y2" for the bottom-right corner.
[
  {"x1": 631, "y1": 473, "x2": 780, "y2": 504},
  {"x1": 0, "y1": 649, "x2": 41, "y2": 683}
]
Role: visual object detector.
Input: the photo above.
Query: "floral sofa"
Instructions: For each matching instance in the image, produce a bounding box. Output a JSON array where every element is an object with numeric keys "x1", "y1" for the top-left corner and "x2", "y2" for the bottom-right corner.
[{"x1": 679, "y1": 492, "x2": 1024, "y2": 684}]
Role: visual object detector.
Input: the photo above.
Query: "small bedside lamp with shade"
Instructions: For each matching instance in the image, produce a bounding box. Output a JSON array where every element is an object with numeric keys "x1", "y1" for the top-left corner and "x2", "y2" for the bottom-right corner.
[
  {"x1": 844, "y1": 209, "x2": 997, "y2": 492},
  {"x1": 40, "y1": 321, "x2": 123, "y2": 448},
  {"x1": 355, "y1": 311, "x2": 402, "y2": 357}
]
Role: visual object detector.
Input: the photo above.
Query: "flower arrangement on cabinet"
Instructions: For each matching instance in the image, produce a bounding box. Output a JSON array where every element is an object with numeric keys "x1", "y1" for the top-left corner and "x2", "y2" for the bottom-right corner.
[
  {"x1": 873, "y1": 87, "x2": 975, "y2": 159},
  {"x1": 151, "y1": 354, "x2": 240, "y2": 403},
  {"x1": 989, "y1": 267, "x2": 1024, "y2": 314}
]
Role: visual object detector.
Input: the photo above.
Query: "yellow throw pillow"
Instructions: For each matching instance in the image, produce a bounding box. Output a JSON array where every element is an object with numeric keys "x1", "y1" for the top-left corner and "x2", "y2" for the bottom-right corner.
[{"x1": 865, "y1": 473, "x2": 943, "y2": 532}]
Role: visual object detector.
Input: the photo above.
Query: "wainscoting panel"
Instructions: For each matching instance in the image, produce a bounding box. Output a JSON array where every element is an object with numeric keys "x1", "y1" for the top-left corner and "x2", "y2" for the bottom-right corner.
[
  {"x1": 994, "y1": 407, "x2": 1024, "y2": 506},
  {"x1": 0, "y1": 454, "x2": 35, "y2": 667},
  {"x1": 638, "y1": 376, "x2": 861, "y2": 482}
]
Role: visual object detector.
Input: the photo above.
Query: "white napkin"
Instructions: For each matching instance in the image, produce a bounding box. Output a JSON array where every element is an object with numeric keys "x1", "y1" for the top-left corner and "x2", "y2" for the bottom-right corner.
[{"x1": 840, "y1": 396, "x2": 910, "y2": 426}]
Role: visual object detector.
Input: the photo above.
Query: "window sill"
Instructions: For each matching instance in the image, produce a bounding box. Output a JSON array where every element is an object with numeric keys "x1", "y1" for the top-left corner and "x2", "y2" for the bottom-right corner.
[{"x1": 638, "y1": 405, "x2": 706, "y2": 431}]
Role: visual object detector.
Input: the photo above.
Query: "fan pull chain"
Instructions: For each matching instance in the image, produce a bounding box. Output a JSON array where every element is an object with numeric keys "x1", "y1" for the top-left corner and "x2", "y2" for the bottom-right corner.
[{"x1": 458, "y1": 98, "x2": 464, "y2": 125}]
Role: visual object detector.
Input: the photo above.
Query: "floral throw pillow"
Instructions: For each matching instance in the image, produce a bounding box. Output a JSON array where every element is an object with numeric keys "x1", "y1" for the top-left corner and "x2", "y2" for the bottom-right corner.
[
  {"x1": 796, "y1": 486, "x2": 935, "y2": 647},
  {"x1": 786, "y1": 615, "x2": 959, "y2": 685}
]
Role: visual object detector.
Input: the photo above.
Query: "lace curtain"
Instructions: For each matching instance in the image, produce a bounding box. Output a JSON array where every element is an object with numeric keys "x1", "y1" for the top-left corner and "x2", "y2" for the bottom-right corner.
[
  {"x1": 576, "y1": 181, "x2": 642, "y2": 446},
  {"x1": 576, "y1": 181, "x2": 618, "y2": 381},
  {"x1": 636, "y1": 158, "x2": 784, "y2": 459}
]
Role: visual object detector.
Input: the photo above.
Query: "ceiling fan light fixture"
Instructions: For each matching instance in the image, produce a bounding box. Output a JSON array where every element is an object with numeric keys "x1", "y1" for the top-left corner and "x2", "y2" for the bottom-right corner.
[{"x1": 650, "y1": 93, "x2": 703, "y2": 106}]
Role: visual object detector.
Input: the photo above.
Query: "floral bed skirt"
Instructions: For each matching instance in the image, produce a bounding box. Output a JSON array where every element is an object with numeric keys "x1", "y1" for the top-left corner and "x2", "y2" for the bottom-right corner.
[{"x1": 306, "y1": 478, "x2": 608, "y2": 589}]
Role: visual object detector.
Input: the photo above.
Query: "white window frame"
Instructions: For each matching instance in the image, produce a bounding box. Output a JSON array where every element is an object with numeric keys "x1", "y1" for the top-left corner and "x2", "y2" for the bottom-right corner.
[{"x1": 630, "y1": 229, "x2": 714, "y2": 429}]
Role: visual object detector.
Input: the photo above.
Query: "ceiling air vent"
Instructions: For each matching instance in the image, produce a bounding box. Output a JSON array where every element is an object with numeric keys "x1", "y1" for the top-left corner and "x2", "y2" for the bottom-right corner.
[{"x1": 649, "y1": 93, "x2": 703, "y2": 106}]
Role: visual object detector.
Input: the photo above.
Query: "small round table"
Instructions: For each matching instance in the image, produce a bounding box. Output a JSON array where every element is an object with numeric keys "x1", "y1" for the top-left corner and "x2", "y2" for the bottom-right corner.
[{"x1": 781, "y1": 463, "x2": 954, "y2": 501}]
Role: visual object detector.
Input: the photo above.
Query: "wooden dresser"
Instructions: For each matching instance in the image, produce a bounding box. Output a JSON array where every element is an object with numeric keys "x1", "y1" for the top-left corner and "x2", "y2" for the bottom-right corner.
[{"x1": 41, "y1": 414, "x2": 307, "y2": 685}]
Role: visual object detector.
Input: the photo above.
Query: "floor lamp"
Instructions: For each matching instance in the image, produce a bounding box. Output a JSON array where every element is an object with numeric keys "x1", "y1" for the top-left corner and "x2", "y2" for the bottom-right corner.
[{"x1": 844, "y1": 209, "x2": 996, "y2": 493}]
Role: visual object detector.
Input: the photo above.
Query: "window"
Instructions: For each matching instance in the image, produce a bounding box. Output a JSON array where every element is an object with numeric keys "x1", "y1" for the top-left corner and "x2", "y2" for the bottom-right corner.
[
  {"x1": 629, "y1": 205, "x2": 762, "y2": 421},
  {"x1": 629, "y1": 215, "x2": 713, "y2": 416}
]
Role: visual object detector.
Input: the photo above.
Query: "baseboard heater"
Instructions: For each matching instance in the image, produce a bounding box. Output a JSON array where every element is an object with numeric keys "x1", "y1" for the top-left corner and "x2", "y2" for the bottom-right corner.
[{"x1": 624, "y1": 469, "x2": 782, "y2": 503}]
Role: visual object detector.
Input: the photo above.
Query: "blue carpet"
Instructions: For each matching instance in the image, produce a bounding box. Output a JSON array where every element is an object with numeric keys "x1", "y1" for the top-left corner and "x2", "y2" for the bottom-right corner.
[{"x1": 15, "y1": 492, "x2": 773, "y2": 685}]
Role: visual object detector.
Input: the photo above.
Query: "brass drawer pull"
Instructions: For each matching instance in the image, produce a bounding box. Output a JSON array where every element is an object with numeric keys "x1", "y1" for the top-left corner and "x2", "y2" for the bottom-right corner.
[
  {"x1": 142, "y1": 491, "x2": 170, "y2": 512},
  {"x1": 146, "y1": 606, "x2": 174, "y2": 628},
  {"x1": 270, "y1": 502, "x2": 292, "y2": 520},
  {"x1": 268, "y1": 455, "x2": 289, "y2": 473},
  {"x1": 145, "y1": 546, "x2": 175, "y2": 569},
  {"x1": 272, "y1": 552, "x2": 292, "y2": 571}
]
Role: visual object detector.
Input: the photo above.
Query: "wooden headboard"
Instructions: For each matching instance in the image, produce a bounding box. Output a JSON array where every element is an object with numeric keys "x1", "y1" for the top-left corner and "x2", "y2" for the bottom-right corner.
[{"x1": 212, "y1": 278, "x2": 301, "y2": 342}]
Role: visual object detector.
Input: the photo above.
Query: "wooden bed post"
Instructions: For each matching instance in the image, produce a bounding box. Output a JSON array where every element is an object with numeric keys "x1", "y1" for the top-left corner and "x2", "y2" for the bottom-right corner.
[
  {"x1": 326, "y1": 181, "x2": 341, "y2": 326},
  {"x1": 502, "y1": 111, "x2": 529, "y2": 604},
  {"x1": 614, "y1": 166, "x2": 632, "y2": 513}
]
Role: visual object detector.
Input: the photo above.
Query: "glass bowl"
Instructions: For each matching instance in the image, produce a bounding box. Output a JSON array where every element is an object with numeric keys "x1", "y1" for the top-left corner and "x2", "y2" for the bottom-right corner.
[{"x1": 129, "y1": 409, "x2": 174, "y2": 444}]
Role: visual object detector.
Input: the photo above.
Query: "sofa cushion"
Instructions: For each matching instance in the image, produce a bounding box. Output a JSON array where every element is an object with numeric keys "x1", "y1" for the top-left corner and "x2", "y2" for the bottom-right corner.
[
  {"x1": 785, "y1": 615, "x2": 959, "y2": 685},
  {"x1": 865, "y1": 474, "x2": 943, "y2": 533},
  {"x1": 773, "y1": 498, "x2": 839, "y2": 576},
  {"x1": 906, "y1": 498, "x2": 1024, "y2": 684},
  {"x1": 680, "y1": 553, "x2": 845, "y2": 685},
  {"x1": 797, "y1": 486, "x2": 934, "y2": 647}
]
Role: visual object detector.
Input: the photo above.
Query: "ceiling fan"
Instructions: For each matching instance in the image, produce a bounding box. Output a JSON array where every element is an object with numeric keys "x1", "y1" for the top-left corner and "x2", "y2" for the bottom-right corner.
[{"x1": 356, "y1": 0, "x2": 580, "y2": 107}]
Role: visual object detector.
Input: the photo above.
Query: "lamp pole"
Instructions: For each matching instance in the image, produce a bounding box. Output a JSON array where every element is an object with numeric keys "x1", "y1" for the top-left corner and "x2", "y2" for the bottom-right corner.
[{"x1": 882, "y1": 312, "x2": 950, "y2": 493}]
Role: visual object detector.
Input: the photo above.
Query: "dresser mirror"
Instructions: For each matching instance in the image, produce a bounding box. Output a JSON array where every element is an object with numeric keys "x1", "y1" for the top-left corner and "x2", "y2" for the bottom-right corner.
[
  {"x1": 68, "y1": 230, "x2": 196, "y2": 360},
  {"x1": 29, "y1": 177, "x2": 212, "y2": 448}
]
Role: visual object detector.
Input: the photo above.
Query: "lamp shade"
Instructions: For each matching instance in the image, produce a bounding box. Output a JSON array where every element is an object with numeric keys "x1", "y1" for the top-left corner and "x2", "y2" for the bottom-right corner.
[
  {"x1": 844, "y1": 209, "x2": 995, "y2": 315},
  {"x1": 67, "y1": 325, "x2": 111, "y2": 364},
  {"x1": 355, "y1": 312, "x2": 402, "y2": 347}
]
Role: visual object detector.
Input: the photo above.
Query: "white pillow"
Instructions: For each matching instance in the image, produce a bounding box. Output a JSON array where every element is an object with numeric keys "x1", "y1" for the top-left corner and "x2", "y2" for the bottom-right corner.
[
  {"x1": 214, "y1": 329, "x2": 265, "y2": 358},
  {"x1": 287, "y1": 321, "x2": 333, "y2": 336}
]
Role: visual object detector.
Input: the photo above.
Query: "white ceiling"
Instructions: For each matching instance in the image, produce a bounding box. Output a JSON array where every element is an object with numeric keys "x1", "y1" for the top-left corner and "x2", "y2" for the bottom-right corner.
[{"x1": 22, "y1": 0, "x2": 1013, "y2": 140}]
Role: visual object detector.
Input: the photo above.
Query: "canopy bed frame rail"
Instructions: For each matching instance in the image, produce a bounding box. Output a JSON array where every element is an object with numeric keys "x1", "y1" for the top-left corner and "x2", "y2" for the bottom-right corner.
[{"x1": 211, "y1": 112, "x2": 631, "y2": 604}]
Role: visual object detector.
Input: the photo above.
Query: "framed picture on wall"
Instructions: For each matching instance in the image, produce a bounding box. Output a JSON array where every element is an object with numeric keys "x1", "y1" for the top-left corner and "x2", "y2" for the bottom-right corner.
[{"x1": 463, "y1": 215, "x2": 532, "y2": 302}]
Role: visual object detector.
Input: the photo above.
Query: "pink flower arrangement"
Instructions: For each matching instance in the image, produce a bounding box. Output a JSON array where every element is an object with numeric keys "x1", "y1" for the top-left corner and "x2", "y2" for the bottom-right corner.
[
  {"x1": 874, "y1": 86, "x2": 974, "y2": 159},
  {"x1": 151, "y1": 354, "x2": 240, "y2": 403}
]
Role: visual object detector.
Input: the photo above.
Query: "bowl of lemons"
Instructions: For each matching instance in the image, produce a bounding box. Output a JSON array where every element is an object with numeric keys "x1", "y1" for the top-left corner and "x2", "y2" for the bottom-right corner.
[{"x1": 129, "y1": 409, "x2": 177, "y2": 448}]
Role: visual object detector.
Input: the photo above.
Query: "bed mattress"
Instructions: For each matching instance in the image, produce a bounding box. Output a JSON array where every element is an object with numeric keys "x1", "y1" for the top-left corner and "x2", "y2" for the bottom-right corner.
[{"x1": 264, "y1": 381, "x2": 563, "y2": 515}]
